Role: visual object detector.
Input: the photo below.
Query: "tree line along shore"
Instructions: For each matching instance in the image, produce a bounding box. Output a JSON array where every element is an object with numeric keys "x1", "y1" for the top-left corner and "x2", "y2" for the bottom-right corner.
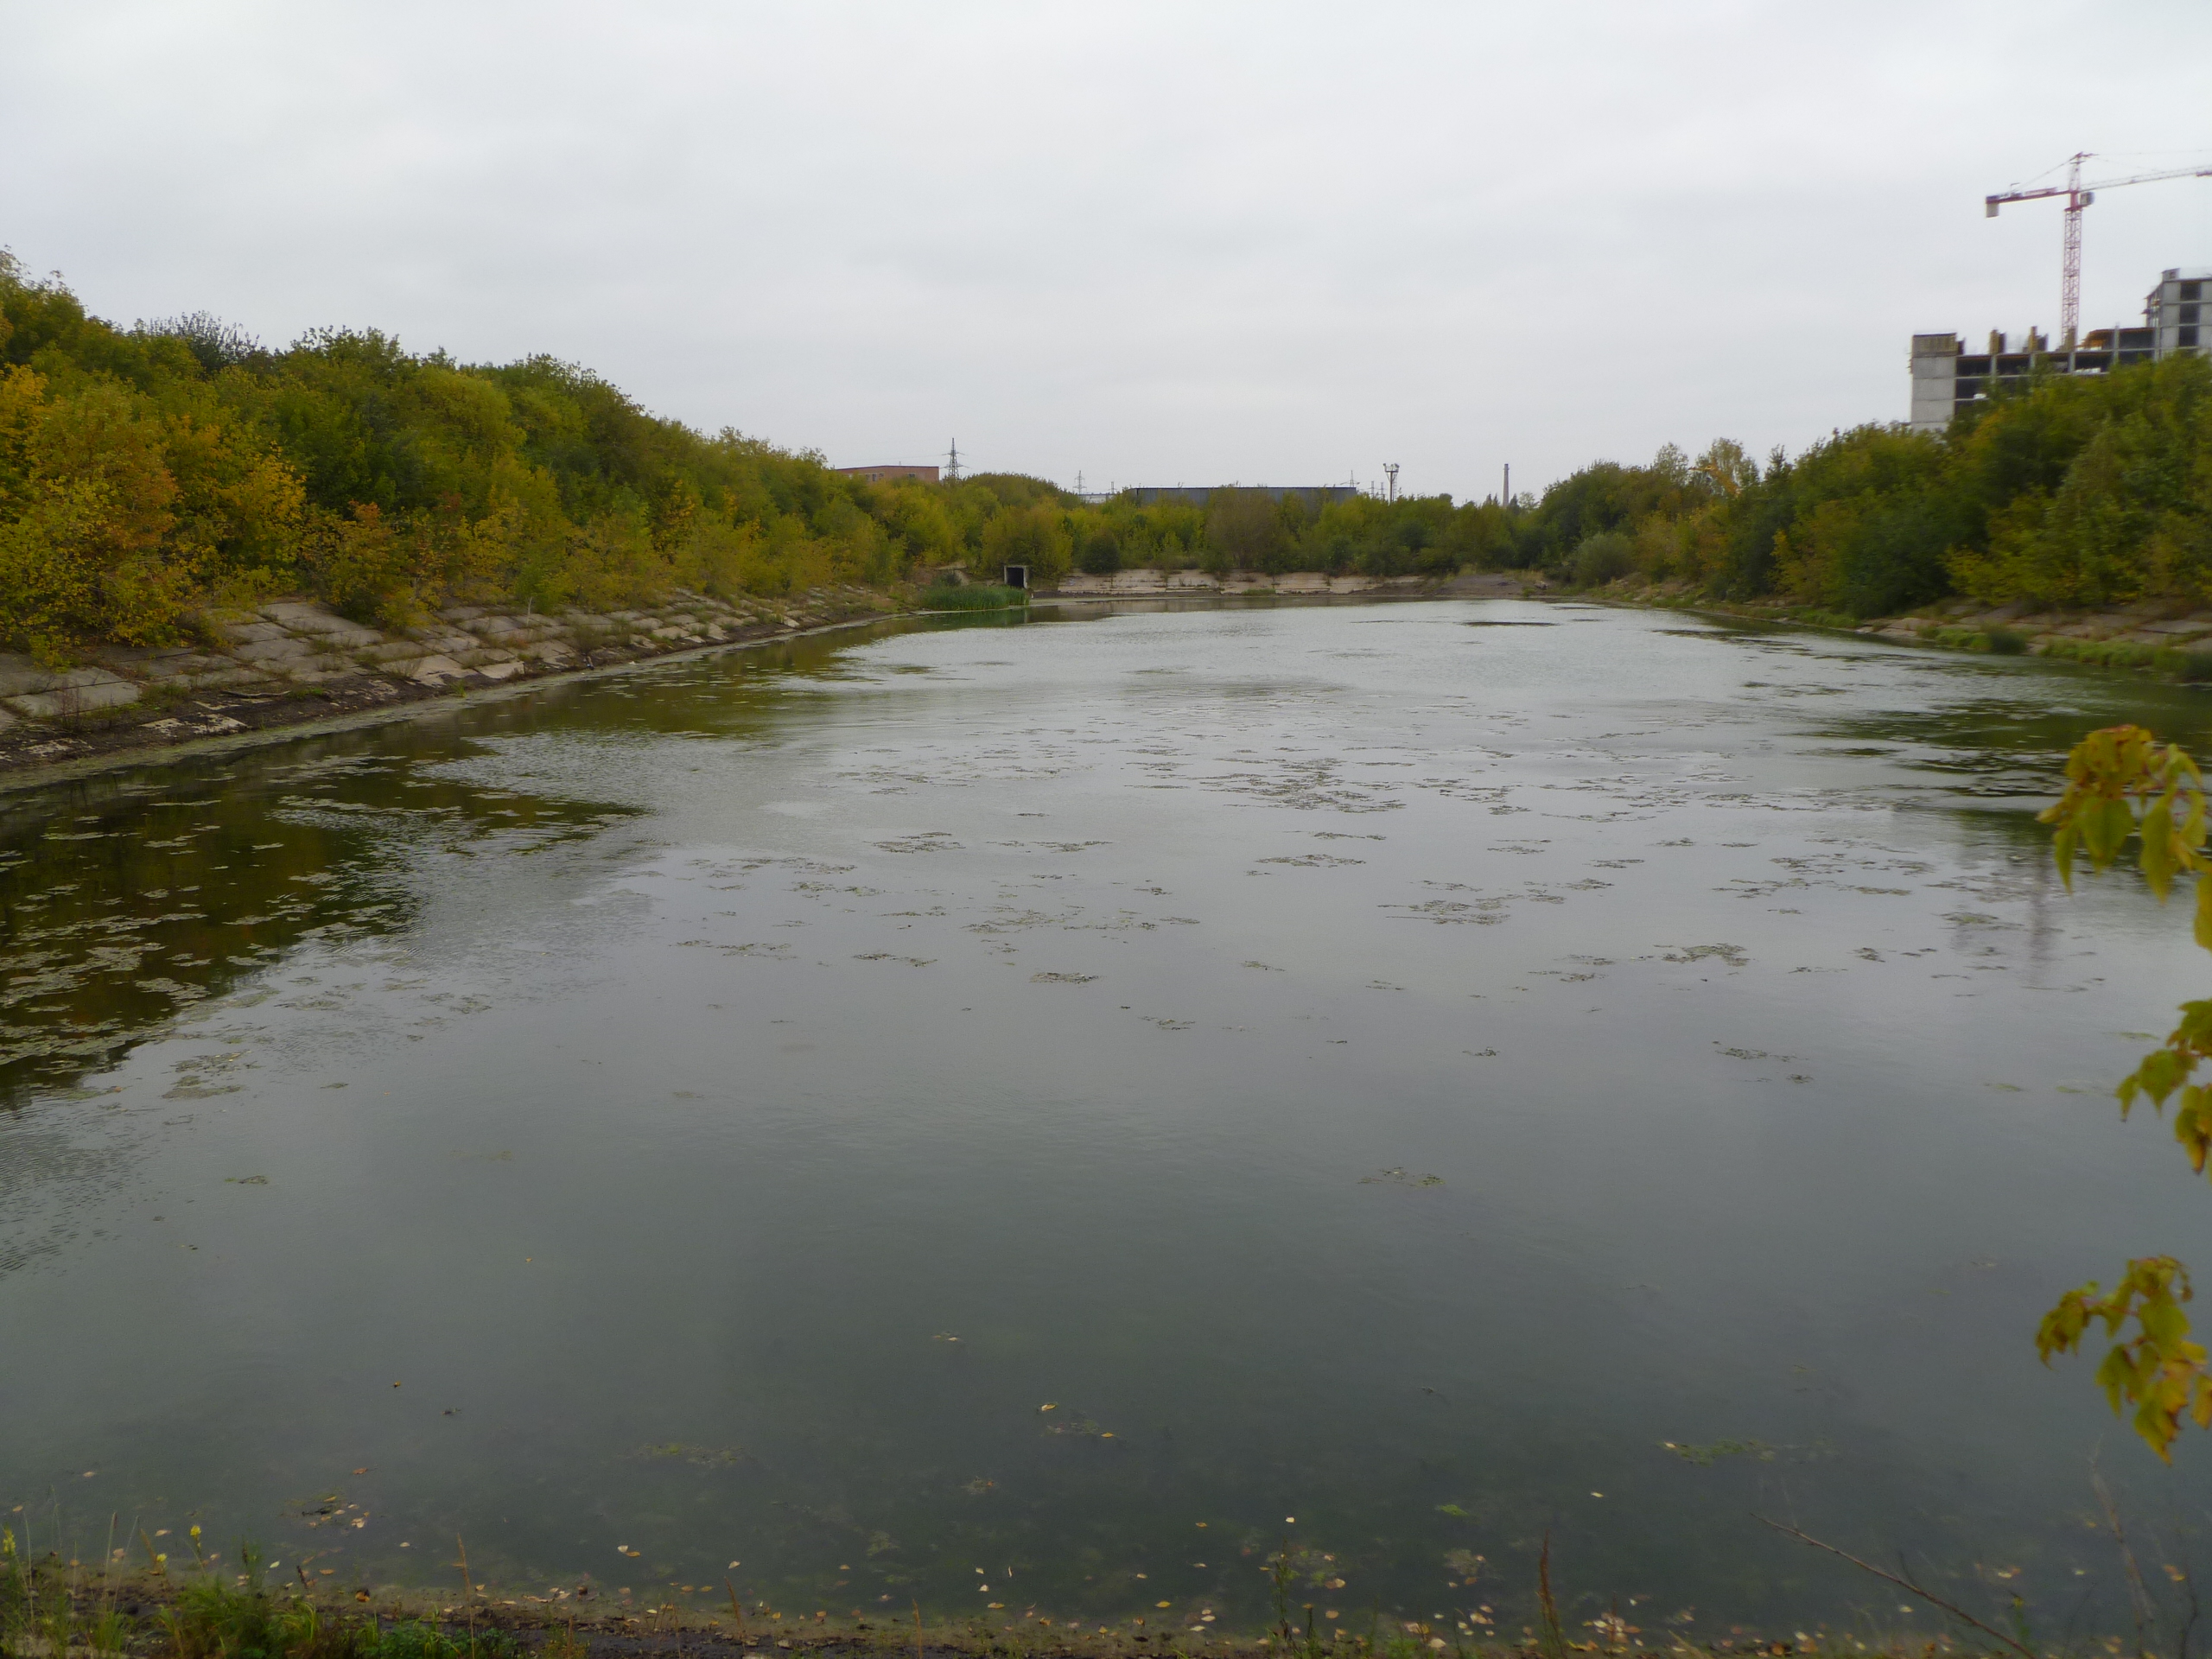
[{"x1": 3, "y1": 251, "x2": 2208, "y2": 672}]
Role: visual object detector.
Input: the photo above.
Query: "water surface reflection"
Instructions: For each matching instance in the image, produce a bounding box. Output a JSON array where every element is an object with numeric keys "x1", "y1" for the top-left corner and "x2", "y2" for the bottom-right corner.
[{"x1": 5, "y1": 603, "x2": 2210, "y2": 1638}]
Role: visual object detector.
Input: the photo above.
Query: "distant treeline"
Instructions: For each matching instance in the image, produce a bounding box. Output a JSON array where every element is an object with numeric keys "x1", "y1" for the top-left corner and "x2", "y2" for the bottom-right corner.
[
  {"x1": 1518, "y1": 352, "x2": 2212, "y2": 617},
  {"x1": 5, "y1": 251, "x2": 2209, "y2": 654}
]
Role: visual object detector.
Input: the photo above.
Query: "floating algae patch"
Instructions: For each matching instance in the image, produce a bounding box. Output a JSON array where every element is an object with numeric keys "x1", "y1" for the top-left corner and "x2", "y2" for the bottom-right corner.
[
  {"x1": 638, "y1": 1442, "x2": 753, "y2": 1468},
  {"x1": 1663, "y1": 1439, "x2": 1776, "y2": 1465},
  {"x1": 1663, "y1": 942, "x2": 1749, "y2": 966}
]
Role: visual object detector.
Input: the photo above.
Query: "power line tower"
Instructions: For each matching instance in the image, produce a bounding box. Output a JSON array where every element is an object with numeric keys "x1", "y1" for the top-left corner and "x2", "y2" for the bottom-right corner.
[
  {"x1": 945, "y1": 437, "x2": 963, "y2": 482},
  {"x1": 1383, "y1": 463, "x2": 1400, "y2": 503},
  {"x1": 1986, "y1": 152, "x2": 2212, "y2": 343}
]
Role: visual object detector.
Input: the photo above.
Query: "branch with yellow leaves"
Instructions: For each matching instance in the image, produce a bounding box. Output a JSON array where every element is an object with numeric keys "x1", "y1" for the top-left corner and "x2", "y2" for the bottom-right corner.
[
  {"x1": 2037, "y1": 1256, "x2": 2212, "y2": 1459},
  {"x1": 2039, "y1": 724, "x2": 2212, "y2": 1459}
]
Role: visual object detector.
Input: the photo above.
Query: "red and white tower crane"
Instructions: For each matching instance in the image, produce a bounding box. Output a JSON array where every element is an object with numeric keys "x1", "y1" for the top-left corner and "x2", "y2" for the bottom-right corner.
[{"x1": 1986, "y1": 152, "x2": 2212, "y2": 344}]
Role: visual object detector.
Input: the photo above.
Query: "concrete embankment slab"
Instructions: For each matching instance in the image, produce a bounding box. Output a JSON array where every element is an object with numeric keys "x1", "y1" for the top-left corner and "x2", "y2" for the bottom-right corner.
[{"x1": 0, "y1": 583, "x2": 898, "y2": 780}]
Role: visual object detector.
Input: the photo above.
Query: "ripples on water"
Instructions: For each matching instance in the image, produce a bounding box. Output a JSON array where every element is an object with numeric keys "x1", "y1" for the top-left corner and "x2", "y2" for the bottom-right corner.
[{"x1": 5, "y1": 601, "x2": 2212, "y2": 1637}]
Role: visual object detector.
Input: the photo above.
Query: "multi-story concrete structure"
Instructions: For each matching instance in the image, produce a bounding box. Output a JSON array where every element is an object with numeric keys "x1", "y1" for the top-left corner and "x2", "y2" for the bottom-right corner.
[
  {"x1": 1909, "y1": 267, "x2": 2209, "y2": 432},
  {"x1": 835, "y1": 464, "x2": 941, "y2": 484},
  {"x1": 2151, "y1": 266, "x2": 2209, "y2": 355},
  {"x1": 1117, "y1": 486, "x2": 1361, "y2": 508}
]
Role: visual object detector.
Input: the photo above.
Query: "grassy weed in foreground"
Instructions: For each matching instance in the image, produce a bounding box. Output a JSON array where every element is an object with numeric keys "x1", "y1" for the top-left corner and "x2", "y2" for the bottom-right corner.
[
  {"x1": 0, "y1": 1533, "x2": 518, "y2": 1659},
  {"x1": 160, "y1": 1563, "x2": 506, "y2": 1659},
  {"x1": 0, "y1": 1515, "x2": 2145, "y2": 1659},
  {"x1": 0, "y1": 1536, "x2": 2025, "y2": 1659}
]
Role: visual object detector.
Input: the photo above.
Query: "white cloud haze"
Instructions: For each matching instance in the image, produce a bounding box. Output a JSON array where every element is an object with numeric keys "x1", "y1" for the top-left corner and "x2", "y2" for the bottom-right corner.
[{"x1": 4, "y1": 0, "x2": 2209, "y2": 499}]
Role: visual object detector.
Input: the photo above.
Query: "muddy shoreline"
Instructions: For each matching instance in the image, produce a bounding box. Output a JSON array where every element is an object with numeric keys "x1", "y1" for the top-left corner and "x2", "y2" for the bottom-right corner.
[{"x1": 5, "y1": 1561, "x2": 1893, "y2": 1659}]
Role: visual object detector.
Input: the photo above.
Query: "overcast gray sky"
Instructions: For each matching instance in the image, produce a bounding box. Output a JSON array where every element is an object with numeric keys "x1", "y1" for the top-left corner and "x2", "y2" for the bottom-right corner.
[{"x1": 5, "y1": 2, "x2": 2209, "y2": 501}]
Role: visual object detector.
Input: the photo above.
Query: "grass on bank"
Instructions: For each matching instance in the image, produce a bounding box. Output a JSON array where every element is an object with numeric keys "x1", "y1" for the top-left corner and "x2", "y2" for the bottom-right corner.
[
  {"x1": 917, "y1": 583, "x2": 1029, "y2": 612},
  {"x1": 1606, "y1": 582, "x2": 2212, "y2": 684}
]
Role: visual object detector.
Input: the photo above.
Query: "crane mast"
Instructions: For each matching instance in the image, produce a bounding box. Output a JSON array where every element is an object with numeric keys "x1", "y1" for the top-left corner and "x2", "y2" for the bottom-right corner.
[
  {"x1": 1986, "y1": 153, "x2": 2212, "y2": 343},
  {"x1": 2060, "y1": 155, "x2": 2083, "y2": 338}
]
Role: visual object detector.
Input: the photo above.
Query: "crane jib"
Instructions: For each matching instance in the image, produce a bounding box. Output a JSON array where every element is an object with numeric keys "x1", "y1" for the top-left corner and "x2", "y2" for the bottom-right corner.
[{"x1": 1981, "y1": 154, "x2": 2212, "y2": 338}]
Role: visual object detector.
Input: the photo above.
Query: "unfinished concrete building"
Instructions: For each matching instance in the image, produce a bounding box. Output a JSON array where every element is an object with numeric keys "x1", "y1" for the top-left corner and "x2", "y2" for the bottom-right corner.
[{"x1": 1909, "y1": 267, "x2": 2209, "y2": 432}]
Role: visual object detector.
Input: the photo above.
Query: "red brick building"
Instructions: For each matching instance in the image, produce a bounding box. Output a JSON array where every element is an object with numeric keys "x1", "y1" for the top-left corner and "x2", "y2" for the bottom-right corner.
[{"x1": 835, "y1": 464, "x2": 941, "y2": 485}]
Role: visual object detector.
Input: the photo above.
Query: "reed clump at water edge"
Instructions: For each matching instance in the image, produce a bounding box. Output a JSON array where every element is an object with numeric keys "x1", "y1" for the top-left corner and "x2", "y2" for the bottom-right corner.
[{"x1": 916, "y1": 584, "x2": 1030, "y2": 613}]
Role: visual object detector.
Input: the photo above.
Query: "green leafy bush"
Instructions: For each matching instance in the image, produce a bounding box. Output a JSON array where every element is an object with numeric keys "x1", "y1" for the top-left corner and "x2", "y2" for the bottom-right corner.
[{"x1": 1569, "y1": 530, "x2": 1635, "y2": 587}]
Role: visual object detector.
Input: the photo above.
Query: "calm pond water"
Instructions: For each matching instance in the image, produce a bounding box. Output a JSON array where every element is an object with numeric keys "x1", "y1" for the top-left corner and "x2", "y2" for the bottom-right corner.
[{"x1": 7, "y1": 598, "x2": 2212, "y2": 1641}]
